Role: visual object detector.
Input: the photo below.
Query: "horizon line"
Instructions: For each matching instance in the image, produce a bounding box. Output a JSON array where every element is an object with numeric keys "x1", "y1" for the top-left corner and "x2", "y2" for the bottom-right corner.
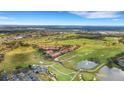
[{"x1": 0, "y1": 24, "x2": 124, "y2": 27}]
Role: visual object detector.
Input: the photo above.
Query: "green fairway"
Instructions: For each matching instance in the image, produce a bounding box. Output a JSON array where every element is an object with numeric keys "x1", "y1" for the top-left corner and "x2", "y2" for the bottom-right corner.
[
  {"x1": 1, "y1": 32, "x2": 124, "y2": 81},
  {"x1": 48, "y1": 63, "x2": 76, "y2": 81},
  {"x1": 57, "y1": 38, "x2": 124, "y2": 71},
  {"x1": 21, "y1": 36, "x2": 124, "y2": 80}
]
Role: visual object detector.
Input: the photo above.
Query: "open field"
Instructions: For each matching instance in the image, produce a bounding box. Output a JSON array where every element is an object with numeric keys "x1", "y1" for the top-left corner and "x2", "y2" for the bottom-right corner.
[
  {"x1": 1, "y1": 31, "x2": 124, "y2": 81},
  {"x1": 0, "y1": 46, "x2": 41, "y2": 71}
]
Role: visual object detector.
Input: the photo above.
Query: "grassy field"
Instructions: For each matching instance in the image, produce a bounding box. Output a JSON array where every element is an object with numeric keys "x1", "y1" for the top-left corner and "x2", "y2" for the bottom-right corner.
[
  {"x1": 0, "y1": 46, "x2": 76, "y2": 80},
  {"x1": 57, "y1": 37, "x2": 124, "y2": 70},
  {"x1": 48, "y1": 63, "x2": 76, "y2": 81},
  {"x1": 0, "y1": 46, "x2": 42, "y2": 71},
  {"x1": 1, "y1": 33, "x2": 124, "y2": 81}
]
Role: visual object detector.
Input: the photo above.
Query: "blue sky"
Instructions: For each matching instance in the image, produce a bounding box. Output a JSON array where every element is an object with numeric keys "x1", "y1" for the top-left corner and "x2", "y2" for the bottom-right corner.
[{"x1": 0, "y1": 11, "x2": 124, "y2": 26}]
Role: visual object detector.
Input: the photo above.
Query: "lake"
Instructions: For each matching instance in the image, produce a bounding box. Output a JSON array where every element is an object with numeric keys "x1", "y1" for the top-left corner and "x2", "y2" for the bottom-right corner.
[{"x1": 97, "y1": 66, "x2": 124, "y2": 81}]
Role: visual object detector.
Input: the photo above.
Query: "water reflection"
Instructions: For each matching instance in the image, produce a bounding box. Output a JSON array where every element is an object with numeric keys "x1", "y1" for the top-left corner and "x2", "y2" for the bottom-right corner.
[
  {"x1": 76, "y1": 60, "x2": 98, "y2": 70},
  {"x1": 97, "y1": 66, "x2": 124, "y2": 81}
]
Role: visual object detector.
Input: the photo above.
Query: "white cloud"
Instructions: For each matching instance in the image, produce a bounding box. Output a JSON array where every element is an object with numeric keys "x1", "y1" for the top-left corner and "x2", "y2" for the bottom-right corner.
[
  {"x1": 0, "y1": 16, "x2": 9, "y2": 20},
  {"x1": 0, "y1": 16, "x2": 15, "y2": 24},
  {"x1": 69, "y1": 11, "x2": 120, "y2": 19},
  {"x1": 0, "y1": 16, "x2": 14, "y2": 21}
]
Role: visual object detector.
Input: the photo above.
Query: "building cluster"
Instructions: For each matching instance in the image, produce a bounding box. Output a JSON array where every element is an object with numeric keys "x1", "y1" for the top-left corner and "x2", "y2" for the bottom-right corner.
[
  {"x1": 38, "y1": 45, "x2": 80, "y2": 58},
  {"x1": 2, "y1": 34, "x2": 32, "y2": 43},
  {"x1": 0, "y1": 65, "x2": 48, "y2": 81}
]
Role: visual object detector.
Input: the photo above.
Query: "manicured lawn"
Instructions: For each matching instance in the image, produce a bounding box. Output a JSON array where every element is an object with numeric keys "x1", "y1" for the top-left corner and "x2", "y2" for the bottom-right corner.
[
  {"x1": 48, "y1": 63, "x2": 75, "y2": 81},
  {"x1": 81, "y1": 72, "x2": 95, "y2": 81},
  {"x1": 57, "y1": 37, "x2": 124, "y2": 71},
  {"x1": 1, "y1": 33, "x2": 124, "y2": 81}
]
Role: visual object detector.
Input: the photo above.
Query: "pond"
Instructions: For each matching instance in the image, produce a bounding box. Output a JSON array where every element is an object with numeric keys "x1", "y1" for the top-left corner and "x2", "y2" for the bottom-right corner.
[
  {"x1": 76, "y1": 60, "x2": 98, "y2": 70},
  {"x1": 97, "y1": 66, "x2": 124, "y2": 81}
]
